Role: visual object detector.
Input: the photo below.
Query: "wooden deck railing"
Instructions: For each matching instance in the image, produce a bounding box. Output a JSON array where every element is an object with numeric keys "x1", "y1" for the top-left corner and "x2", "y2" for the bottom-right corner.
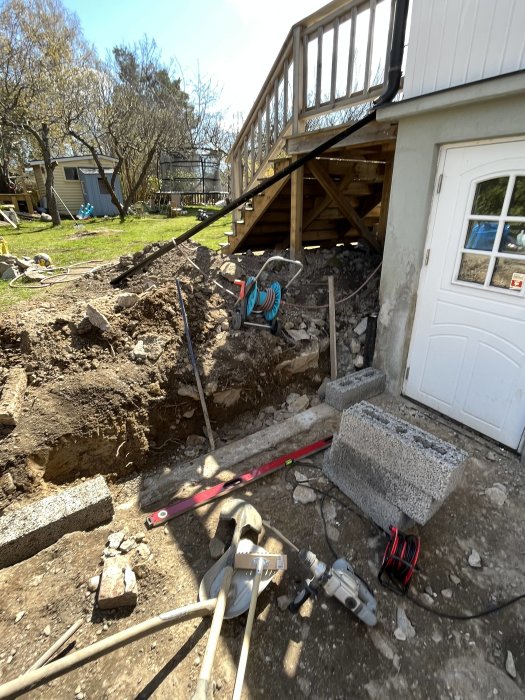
[{"x1": 229, "y1": 0, "x2": 396, "y2": 202}]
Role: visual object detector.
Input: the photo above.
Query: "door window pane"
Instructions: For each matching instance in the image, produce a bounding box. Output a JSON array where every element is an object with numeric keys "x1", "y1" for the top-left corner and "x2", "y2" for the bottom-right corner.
[
  {"x1": 471, "y1": 177, "x2": 508, "y2": 215},
  {"x1": 499, "y1": 222, "x2": 525, "y2": 255},
  {"x1": 490, "y1": 258, "x2": 525, "y2": 289},
  {"x1": 458, "y1": 253, "x2": 490, "y2": 284},
  {"x1": 508, "y1": 176, "x2": 525, "y2": 216},
  {"x1": 464, "y1": 220, "x2": 498, "y2": 251}
]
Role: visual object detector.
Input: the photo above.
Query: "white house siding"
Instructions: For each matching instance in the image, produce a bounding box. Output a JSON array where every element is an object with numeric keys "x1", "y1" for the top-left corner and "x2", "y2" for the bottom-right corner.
[{"x1": 404, "y1": 0, "x2": 525, "y2": 99}]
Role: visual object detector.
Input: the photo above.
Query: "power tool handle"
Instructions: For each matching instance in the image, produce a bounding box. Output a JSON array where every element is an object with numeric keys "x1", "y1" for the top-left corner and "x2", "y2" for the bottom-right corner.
[{"x1": 288, "y1": 587, "x2": 311, "y2": 613}]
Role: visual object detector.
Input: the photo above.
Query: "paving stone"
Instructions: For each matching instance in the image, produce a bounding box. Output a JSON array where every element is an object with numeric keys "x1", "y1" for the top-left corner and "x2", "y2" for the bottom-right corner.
[
  {"x1": 0, "y1": 476, "x2": 113, "y2": 568},
  {"x1": 325, "y1": 368, "x2": 386, "y2": 412},
  {"x1": 336, "y1": 401, "x2": 468, "y2": 500}
]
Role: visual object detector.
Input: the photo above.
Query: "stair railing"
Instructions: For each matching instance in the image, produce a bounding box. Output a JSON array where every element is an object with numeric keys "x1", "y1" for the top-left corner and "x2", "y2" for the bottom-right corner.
[{"x1": 229, "y1": 0, "x2": 397, "y2": 205}]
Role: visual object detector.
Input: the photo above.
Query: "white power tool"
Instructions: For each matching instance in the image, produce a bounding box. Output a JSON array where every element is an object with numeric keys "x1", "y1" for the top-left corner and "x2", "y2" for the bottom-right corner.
[{"x1": 289, "y1": 549, "x2": 377, "y2": 626}]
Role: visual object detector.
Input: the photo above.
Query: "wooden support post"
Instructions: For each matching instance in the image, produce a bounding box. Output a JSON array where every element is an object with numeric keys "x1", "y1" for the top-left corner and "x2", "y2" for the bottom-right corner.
[
  {"x1": 290, "y1": 156, "x2": 303, "y2": 260},
  {"x1": 328, "y1": 275, "x2": 337, "y2": 380}
]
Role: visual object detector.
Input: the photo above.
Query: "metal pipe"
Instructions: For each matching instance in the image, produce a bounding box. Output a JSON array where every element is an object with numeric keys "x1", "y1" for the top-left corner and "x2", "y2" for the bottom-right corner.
[{"x1": 0, "y1": 600, "x2": 216, "y2": 700}]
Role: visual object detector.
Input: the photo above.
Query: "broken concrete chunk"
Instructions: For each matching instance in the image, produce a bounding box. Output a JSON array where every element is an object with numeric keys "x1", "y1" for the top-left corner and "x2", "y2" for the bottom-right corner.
[
  {"x1": 276, "y1": 340, "x2": 319, "y2": 375},
  {"x1": 0, "y1": 367, "x2": 27, "y2": 426},
  {"x1": 506, "y1": 650, "x2": 517, "y2": 679},
  {"x1": 87, "y1": 575, "x2": 101, "y2": 592},
  {"x1": 116, "y1": 293, "x2": 139, "y2": 309},
  {"x1": 0, "y1": 476, "x2": 113, "y2": 568},
  {"x1": 293, "y1": 485, "x2": 317, "y2": 504},
  {"x1": 468, "y1": 549, "x2": 482, "y2": 568},
  {"x1": 107, "y1": 531, "x2": 126, "y2": 550},
  {"x1": 86, "y1": 304, "x2": 110, "y2": 332},
  {"x1": 119, "y1": 538, "x2": 136, "y2": 553},
  {"x1": 484, "y1": 484, "x2": 507, "y2": 507},
  {"x1": 395, "y1": 607, "x2": 416, "y2": 639},
  {"x1": 287, "y1": 395, "x2": 310, "y2": 413},
  {"x1": 219, "y1": 261, "x2": 243, "y2": 282},
  {"x1": 286, "y1": 329, "x2": 311, "y2": 342},
  {"x1": 354, "y1": 317, "x2": 368, "y2": 336},
  {"x1": 97, "y1": 555, "x2": 138, "y2": 609}
]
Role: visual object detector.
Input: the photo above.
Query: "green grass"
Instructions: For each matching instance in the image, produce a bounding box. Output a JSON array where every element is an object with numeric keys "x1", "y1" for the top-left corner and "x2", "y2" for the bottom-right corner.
[{"x1": 0, "y1": 207, "x2": 232, "y2": 310}]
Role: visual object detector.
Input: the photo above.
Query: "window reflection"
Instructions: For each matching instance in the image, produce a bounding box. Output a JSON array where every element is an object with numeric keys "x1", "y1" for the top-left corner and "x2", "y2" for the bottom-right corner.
[
  {"x1": 471, "y1": 177, "x2": 508, "y2": 215},
  {"x1": 465, "y1": 221, "x2": 498, "y2": 251},
  {"x1": 498, "y1": 223, "x2": 525, "y2": 255},
  {"x1": 509, "y1": 176, "x2": 525, "y2": 217},
  {"x1": 491, "y1": 258, "x2": 525, "y2": 289}
]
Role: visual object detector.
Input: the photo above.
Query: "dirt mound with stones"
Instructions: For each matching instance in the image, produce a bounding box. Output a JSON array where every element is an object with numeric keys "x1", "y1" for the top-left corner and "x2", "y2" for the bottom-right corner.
[{"x1": 0, "y1": 240, "x2": 380, "y2": 509}]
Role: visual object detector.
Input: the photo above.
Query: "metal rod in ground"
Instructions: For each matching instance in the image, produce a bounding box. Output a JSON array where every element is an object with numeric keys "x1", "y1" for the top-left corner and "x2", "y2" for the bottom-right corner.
[
  {"x1": 232, "y1": 558, "x2": 264, "y2": 700},
  {"x1": 175, "y1": 278, "x2": 215, "y2": 452},
  {"x1": 27, "y1": 619, "x2": 83, "y2": 671},
  {"x1": 328, "y1": 275, "x2": 337, "y2": 380},
  {"x1": 0, "y1": 600, "x2": 216, "y2": 700}
]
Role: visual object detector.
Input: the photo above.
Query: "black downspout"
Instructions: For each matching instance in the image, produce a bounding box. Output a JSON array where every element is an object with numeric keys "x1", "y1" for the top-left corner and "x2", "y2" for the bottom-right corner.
[{"x1": 111, "y1": 0, "x2": 410, "y2": 286}]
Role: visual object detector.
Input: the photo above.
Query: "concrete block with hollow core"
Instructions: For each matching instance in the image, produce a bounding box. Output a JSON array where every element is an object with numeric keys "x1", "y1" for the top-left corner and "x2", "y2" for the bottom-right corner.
[{"x1": 325, "y1": 368, "x2": 386, "y2": 411}]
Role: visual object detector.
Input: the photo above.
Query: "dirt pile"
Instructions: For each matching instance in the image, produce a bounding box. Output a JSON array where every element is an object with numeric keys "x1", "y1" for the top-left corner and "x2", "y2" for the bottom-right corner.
[{"x1": 0, "y1": 241, "x2": 381, "y2": 509}]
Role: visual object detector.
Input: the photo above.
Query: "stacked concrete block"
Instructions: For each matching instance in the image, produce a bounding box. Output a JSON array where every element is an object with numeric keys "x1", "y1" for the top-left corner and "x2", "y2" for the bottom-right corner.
[
  {"x1": 325, "y1": 368, "x2": 386, "y2": 411},
  {"x1": 323, "y1": 401, "x2": 468, "y2": 530}
]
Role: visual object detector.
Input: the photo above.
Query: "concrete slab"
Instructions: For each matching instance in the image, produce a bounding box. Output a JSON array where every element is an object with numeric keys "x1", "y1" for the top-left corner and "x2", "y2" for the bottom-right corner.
[
  {"x1": 140, "y1": 403, "x2": 339, "y2": 510},
  {"x1": 0, "y1": 476, "x2": 113, "y2": 568},
  {"x1": 337, "y1": 402, "x2": 468, "y2": 500},
  {"x1": 323, "y1": 452, "x2": 414, "y2": 531},
  {"x1": 325, "y1": 368, "x2": 386, "y2": 411},
  {"x1": 0, "y1": 367, "x2": 27, "y2": 426},
  {"x1": 328, "y1": 436, "x2": 441, "y2": 524}
]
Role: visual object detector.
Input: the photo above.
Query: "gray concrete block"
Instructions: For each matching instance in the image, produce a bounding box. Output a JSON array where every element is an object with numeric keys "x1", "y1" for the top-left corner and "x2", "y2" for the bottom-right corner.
[
  {"x1": 323, "y1": 452, "x2": 413, "y2": 531},
  {"x1": 328, "y1": 437, "x2": 441, "y2": 524},
  {"x1": 0, "y1": 476, "x2": 113, "y2": 568},
  {"x1": 337, "y1": 402, "x2": 468, "y2": 500},
  {"x1": 325, "y1": 368, "x2": 386, "y2": 411}
]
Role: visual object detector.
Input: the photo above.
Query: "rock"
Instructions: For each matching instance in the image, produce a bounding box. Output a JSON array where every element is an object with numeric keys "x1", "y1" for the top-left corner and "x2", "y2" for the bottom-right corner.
[
  {"x1": 76, "y1": 317, "x2": 93, "y2": 335},
  {"x1": 40, "y1": 212, "x2": 52, "y2": 222},
  {"x1": 293, "y1": 485, "x2": 316, "y2": 504},
  {"x1": 87, "y1": 575, "x2": 101, "y2": 592},
  {"x1": 119, "y1": 538, "x2": 136, "y2": 553},
  {"x1": 209, "y1": 537, "x2": 225, "y2": 560},
  {"x1": 354, "y1": 317, "x2": 368, "y2": 336},
  {"x1": 420, "y1": 593, "x2": 434, "y2": 606},
  {"x1": 441, "y1": 588, "x2": 453, "y2": 600},
  {"x1": 130, "y1": 340, "x2": 147, "y2": 362},
  {"x1": 136, "y1": 543, "x2": 150, "y2": 559},
  {"x1": 178, "y1": 385, "x2": 199, "y2": 401},
  {"x1": 486, "y1": 450, "x2": 498, "y2": 462},
  {"x1": 0, "y1": 472, "x2": 16, "y2": 495},
  {"x1": 43, "y1": 625, "x2": 51, "y2": 637},
  {"x1": 287, "y1": 395, "x2": 310, "y2": 413},
  {"x1": 394, "y1": 628, "x2": 407, "y2": 641},
  {"x1": 0, "y1": 367, "x2": 27, "y2": 427},
  {"x1": 186, "y1": 434, "x2": 206, "y2": 447},
  {"x1": 396, "y1": 607, "x2": 416, "y2": 639},
  {"x1": 116, "y1": 293, "x2": 139, "y2": 309},
  {"x1": 468, "y1": 549, "x2": 482, "y2": 568},
  {"x1": 432, "y1": 630, "x2": 443, "y2": 643},
  {"x1": 219, "y1": 261, "x2": 243, "y2": 282},
  {"x1": 353, "y1": 354, "x2": 365, "y2": 369},
  {"x1": 277, "y1": 594, "x2": 292, "y2": 611},
  {"x1": 294, "y1": 471, "x2": 309, "y2": 483},
  {"x1": 133, "y1": 335, "x2": 167, "y2": 362},
  {"x1": 449, "y1": 574, "x2": 461, "y2": 585},
  {"x1": 506, "y1": 650, "x2": 517, "y2": 679},
  {"x1": 350, "y1": 339, "x2": 361, "y2": 354},
  {"x1": 276, "y1": 340, "x2": 319, "y2": 375},
  {"x1": 134, "y1": 563, "x2": 149, "y2": 579},
  {"x1": 107, "y1": 531, "x2": 126, "y2": 550},
  {"x1": 97, "y1": 556, "x2": 138, "y2": 609},
  {"x1": 287, "y1": 329, "x2": 311, "y2": 342},
  {"x1": 485, "y1": 484, "x2": 507, "y2": 507},
  {"x1": 183, "y1": 408, "x2": 195, "y2": 419},
  {"x1": 213, "y1": 388, "x2": 241, "y2": 407},
  {"x1": 14, "y1": 611, "x2": 25, "y2": 623},
  {"x1": 86, "y1": 304, "x2": 110, "y2": 332},
  {"x1": 369, "y1": 630, "x2": 394, "y2": 660}
]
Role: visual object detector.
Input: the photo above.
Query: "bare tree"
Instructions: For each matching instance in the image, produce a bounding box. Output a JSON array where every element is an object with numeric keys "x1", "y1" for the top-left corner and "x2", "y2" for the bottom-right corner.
[
  {"x1": 0, "y1": 0, "x2": 93, "y2": 224},
  {"x1": 67, "y1": 38, "x2": 193, "y2": 221}
]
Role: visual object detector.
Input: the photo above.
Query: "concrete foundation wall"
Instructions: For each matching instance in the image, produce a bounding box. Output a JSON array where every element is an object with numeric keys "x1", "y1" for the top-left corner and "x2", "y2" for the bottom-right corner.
[{"x1": 375, "y1": 78, "x2": 525, "y2": 394}]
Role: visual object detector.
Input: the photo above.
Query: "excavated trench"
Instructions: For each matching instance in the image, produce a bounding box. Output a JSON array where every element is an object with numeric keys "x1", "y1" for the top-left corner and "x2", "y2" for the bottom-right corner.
[{"x1": 0, "y1": 242, "x2": 379, "y2": 507}]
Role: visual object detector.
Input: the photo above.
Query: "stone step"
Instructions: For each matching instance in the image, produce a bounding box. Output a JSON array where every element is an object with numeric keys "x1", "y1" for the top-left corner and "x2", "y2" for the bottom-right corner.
[{"x1": 336, "y1": 401, "x2": 468, "y2": 501}]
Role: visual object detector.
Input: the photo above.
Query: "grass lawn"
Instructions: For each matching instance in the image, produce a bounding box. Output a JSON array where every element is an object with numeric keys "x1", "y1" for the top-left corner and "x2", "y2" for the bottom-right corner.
[{"x1": 0, "y1": 207, "x2": 232, "y2": 310}]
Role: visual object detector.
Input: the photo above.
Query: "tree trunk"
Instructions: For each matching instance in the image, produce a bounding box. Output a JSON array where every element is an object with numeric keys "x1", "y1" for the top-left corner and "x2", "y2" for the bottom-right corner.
[{"x1": 41, "y1": 123, "x2": 60, "y2": 226}]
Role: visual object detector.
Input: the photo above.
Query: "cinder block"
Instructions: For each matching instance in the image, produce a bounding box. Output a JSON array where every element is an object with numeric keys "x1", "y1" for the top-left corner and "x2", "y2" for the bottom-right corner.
[
  {"x1": 323, "y1": 453, "x2": 413, "y2": 531},
  {"x1": 325, "y1": 368, "x2": 386, "y2": 411},
  {"x1": 337, "y1": 402, "x2": 468, "y2": 500},
  {"x1": 0, "y1": 476, "x2": 113, "y2": 568},
  {"x1": 328, "y1": 437, "x2": 441, "y2": 524}
]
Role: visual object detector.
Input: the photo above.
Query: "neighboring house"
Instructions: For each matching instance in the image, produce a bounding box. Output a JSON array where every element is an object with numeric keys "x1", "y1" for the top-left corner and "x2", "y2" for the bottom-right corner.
[
  {"x1": 226, "y1": 0, "x2": 525, "y2": 456},
  {"x1": 28, "y1": 155, "x2": 123, "y2": 217}
]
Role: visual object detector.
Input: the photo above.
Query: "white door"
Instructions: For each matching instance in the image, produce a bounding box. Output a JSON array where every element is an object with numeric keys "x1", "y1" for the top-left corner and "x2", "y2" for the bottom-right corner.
[{"x1": 404, "y1": 139, "x2": 525, "y2": 450}]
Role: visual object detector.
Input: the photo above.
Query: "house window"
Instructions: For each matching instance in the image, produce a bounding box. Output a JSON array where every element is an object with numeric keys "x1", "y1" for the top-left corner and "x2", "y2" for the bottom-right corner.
[
  {"x1": 456, "y1": 175, "x2": 525, "y2": 293},
  {"x1": 64, "y1": 167, "x2": 79, "y2": 181}
]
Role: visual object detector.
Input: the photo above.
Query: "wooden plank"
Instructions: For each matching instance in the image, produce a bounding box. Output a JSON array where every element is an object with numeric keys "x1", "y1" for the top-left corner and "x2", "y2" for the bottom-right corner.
[
  {"x1": 346, "y1": 6, "x2": 357, "y2": 96},
  {"x1": 303, "y1": 165, "x2": 363, "y2": 229},
  {"x1": 274, "y1": 79, "x2": 279, "y2": 143},
  {"x1": 290, "y1": 156, "x2": 304, "y2": 260},
  {"x1": 283, "y1": 58, "x2": 289, "y2": 124},
  {"x1": 292, "y1": 25, "x2": 303, "y2": 136},
  {"x1": 328, "y1": 275, "x2": 337, "y2": 380},
  {"x1": 308, "y1": 159, "x2": 379, "y2": 250},
  {"x1": 330, "y1": 17, "x2": 339, "y2": 104},
  {"x1": 364, "y1": 0, "x2": 376, "y2": 94},
  {"x1": 285, "y1": 122, "x2": 397, "y2": 155},
  {"x1": 315, "y1": 27, "x2": 323, "y2": 109}
]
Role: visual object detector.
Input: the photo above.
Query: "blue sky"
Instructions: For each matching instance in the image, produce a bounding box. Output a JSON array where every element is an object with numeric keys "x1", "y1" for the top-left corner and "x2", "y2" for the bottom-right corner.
[{"x1": 63, "y1": 0, "x2": 322, "y2": 122}]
